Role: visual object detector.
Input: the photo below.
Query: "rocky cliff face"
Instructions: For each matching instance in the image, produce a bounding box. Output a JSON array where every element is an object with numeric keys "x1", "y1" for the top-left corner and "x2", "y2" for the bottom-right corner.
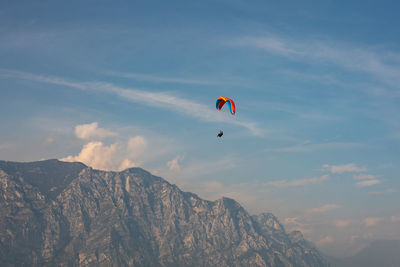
[{"x1": 0, "y1": 159, "x2": 329, "y2": 266}]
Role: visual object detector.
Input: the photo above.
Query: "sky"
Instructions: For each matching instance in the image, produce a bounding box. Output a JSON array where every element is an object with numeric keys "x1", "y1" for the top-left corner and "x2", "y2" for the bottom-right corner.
[{"x1": 1, "y1": 0, "x2": 399, "y2": 258}]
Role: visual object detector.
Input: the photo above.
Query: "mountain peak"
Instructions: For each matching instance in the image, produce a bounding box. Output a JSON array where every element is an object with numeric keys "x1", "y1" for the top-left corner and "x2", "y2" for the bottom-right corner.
[
  {"x1": 215, "y1": 196, "x2": 242, "y2": 207},
  {"x1": 0, "y1": 159, "x2": 86, "y2": 200}
]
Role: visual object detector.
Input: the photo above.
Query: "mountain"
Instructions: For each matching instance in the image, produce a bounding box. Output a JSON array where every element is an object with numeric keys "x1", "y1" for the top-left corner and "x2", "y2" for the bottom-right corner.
[
  {"x1": 0, "y1": 159, "x2": 329, "y2": 266},
  {"x1": 331, "y1": 240, "x2": 400, "y2": 267}
]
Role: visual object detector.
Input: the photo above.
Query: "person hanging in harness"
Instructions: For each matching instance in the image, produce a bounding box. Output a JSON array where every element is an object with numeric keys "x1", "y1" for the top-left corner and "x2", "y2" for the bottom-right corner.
[{"x1": 216, "y1": 96, "x2": 235, "y2": 139}]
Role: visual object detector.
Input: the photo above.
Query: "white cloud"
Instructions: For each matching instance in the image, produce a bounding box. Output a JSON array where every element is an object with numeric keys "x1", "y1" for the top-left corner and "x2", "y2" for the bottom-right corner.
[
  {"x1": 75, "y1": 122, "x2": 117, "y2": 140},
  {"x1": 266, "y1": 174, "x2": 329, "y2": 187},
  {"x1": 323, "y1": 163, "x2": 367, "y2": 174},
  {"x1": 308, "y1": 204, "x2": 341, "y2": 213},
  {"x1": 334, "y1": 220, "x2": 351, "y2": 228},
  {"x1": 363, "y1": 217, "x2": 382, "y2": 227},
  {"x1": 60, "y1": 122, "x2": 151, "y2": 171},
  {"x1": 356, "y1": 179, "x2": 381, "y2": 187},
  {"x1": 167, "y1": 155, "x2": 184, "y2": 171},
  {"x1": 60, "y1": 139, "x2": 146, "y2": 171},
  {"x1": 353, "y1": 174, "x2": 376, "y2": 180},
  {"x1": 61, "y1": 141, "x2": 123, "y2": 171},
  {"x1": 317, "y1": 236, "x2": 334, "y2": 247},
  {"x1": 60, "y1": 122, "x2": 149, "y2": 172}
]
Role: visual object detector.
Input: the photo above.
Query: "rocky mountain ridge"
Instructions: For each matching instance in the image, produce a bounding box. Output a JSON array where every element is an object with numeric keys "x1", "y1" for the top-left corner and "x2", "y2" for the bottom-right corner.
[{"x1": 0, "y1": 159, "x2": 329, "y2": 266}]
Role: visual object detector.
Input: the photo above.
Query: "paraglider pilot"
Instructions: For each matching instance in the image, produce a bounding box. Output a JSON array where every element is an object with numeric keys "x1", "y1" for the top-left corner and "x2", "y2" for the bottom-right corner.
[{"x1": 216, "y1": 96, "x2": 235, "y2": 138}]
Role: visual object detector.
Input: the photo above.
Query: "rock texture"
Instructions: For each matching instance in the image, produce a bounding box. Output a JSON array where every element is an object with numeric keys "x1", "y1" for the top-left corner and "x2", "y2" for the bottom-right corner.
[{"x1": 0, "y1": 159, "x2": 329, "y2": 266}]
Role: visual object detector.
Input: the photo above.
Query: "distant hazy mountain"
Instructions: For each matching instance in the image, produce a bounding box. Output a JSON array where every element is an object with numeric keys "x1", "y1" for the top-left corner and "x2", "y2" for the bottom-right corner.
[
  {"x1": 331, "y1": 240, "x2": 400, "y2": 267},
  {"x1": 0, "y1": 159, "x2": 329, "y2": 266}
]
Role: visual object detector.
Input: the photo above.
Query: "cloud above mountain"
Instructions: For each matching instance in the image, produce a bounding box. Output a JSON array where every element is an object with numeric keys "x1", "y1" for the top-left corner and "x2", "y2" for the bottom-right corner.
[
  {"x1": 75, "y1": 122, "x2": 117, "y2": 140},
  {"x1": 61, "y1": 122, "x2": 148, "y2": 171},
  {"x1": 167, "y1": 155, "x2": 184, "y2": 171}
]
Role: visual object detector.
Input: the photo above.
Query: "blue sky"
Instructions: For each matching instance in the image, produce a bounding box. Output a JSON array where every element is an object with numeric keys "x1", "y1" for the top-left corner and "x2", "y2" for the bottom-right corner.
[{"x1": 1, "y1": 0, "x2": 399, "y2": 257}]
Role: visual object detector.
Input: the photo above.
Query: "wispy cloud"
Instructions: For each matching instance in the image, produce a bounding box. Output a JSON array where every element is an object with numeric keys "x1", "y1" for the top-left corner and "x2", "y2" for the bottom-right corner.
[
  {"x1": 363, "y1": 217, "x2": 382, "y2": 227},
  {"x1": 233, "y1": 35, "x2": 400, "y2": 89},
  {"x1": 255, "y1": 101, "x2": 342, "y2": 122},
  {"x1": 308, "y1": 204, "x2": 341, "y2": 213},
  {"x1": 391, "y1": 216, "x2": 400, "y2": 222},
  {"x1": 41, "y1": 137, "x2": 55, "y2": 146},
  {"x1": 368, "y1": 189, "x2": 397, "y2": 195},
  {"x1": 334, "y1": 220, "x2": 352, "y2": 228},
  {"x1": 356, "y1": 179, "x2": 382, "y2": 187},
  {"x1": 317, "y1": 235, "x2": 334, "y2": 247},
  {"x1": 353, "y1": 174, "x2": 377, "y2": 180},
  {"x1": 351, "y1": 173, "x2": 382, "y2": 187},
  {"x1": 266, "y1": 174, "x2": 328, "y2": 187},
  {"x1": 235, "y1": 36, "x2": 298, "y2": 57},
  {"x1": 266, "y1": 141, "x2": 362, "y2": 153},
  {"x1": 0, "y1": 69, "x2": 263, "y2": 136},
  {"x1": 107, "y1": 71, "x2": 232, "y2": 86},
  {"x1": 323, "y1": 163, "x2": 367, "y2": 174},
  {"x1": 379, "y1": 163, "x2": 394, "y2": 169}
]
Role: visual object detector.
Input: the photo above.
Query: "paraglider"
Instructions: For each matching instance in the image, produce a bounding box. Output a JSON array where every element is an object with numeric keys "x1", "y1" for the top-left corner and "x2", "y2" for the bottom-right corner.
[
  {"x1": 216, "y1": 96, "x2": 235, "y2": 115},
  {"x1": 216, "y1": 96, "x2": 235, "y2": 137}
]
